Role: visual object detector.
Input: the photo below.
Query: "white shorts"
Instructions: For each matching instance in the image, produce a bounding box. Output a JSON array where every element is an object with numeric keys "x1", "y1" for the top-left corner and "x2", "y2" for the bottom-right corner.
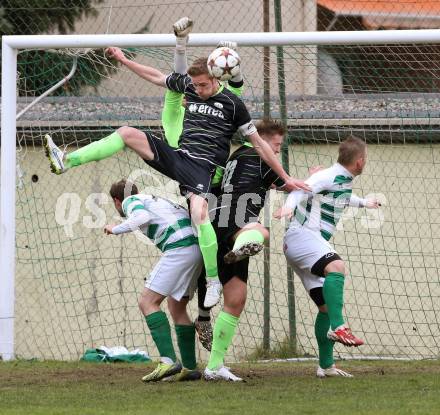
[
  {"x1": 283, "y1": 225, "x2": 336, "y2": 292},
  {"x1": 145, "y1": 244, "x2": 203, "y2": 301}
]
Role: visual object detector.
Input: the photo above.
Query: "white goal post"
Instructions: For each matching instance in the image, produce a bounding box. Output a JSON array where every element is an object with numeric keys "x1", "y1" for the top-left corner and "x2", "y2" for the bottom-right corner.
[{"x1": 3, "y1": 29, "x2": 440, "y2": 361}]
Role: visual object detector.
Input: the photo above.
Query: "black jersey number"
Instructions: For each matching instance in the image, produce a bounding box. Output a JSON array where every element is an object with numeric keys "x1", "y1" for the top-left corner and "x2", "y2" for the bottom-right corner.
[{"x1": 221, "y1": 159, "x2": 238, "y2": 192}]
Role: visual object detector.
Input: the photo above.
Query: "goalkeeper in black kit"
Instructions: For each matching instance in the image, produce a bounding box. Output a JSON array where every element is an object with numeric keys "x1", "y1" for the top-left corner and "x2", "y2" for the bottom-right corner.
[{"x1": 44, "y1": 20, "x2": 310, "y2": 312}]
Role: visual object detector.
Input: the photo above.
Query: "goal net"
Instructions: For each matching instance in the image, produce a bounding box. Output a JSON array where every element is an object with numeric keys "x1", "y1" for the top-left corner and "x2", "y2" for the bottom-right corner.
[{"x1": 3, "y1": 32, "x2": 440, "y2": 362}]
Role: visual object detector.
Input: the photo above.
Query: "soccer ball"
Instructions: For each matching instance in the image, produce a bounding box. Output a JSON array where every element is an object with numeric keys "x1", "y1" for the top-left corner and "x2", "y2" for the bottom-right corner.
[{"x1": 207, "y1": 47, "x2": 241, "y2": 81}]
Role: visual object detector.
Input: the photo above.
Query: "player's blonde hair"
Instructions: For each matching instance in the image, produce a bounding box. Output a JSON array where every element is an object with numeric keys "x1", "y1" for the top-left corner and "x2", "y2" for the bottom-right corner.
[
  {"x1": 188, "y1": 57, "x2": 212, "y2": 77},
  {"x1": 337, "y1": 136, "x2": 366, "y2": 166},
  {"x1": 110, "y1": 179, "x2": 138, "y2": 202}
]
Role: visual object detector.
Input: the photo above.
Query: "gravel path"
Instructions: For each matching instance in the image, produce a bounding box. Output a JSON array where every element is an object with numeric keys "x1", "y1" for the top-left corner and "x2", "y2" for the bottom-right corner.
[{"x1": 14, "y1": 94, "x2": 440, "y2": 123}]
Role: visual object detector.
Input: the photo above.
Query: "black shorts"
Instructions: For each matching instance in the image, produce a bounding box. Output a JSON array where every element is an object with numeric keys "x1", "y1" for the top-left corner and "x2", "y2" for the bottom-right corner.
[
  {"x1": 215, "y1": 201, "x2": 259, "y2": 243},
  {"x1": 144, "y1": 133, "x2": 216, "y2": 196},
  {"x1": 215, "y1": 228, "x2": 249, "y2": 285},
  {"x1": 309, "y1": 287, "x2": 325, "y2": 307},
  {"x1": 310, "y1": 252, "x2": 342, "y2": 277},
  {"x1": 217, "y1": 238, "x2": 249, "y2": 286}
]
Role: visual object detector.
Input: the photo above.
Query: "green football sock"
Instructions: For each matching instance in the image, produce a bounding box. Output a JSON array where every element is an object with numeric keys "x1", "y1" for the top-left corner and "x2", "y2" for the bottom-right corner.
[
  {"x1": 207, "y1": 311, "x2": 239, "y2": 370},
  {"x1": 315, "y1": 311, "x2": 334, "y2": 369},
  {"x1": 233, "y1": 229, "x2": 265, "y2": 251},
  {"x1": 65, "y1": 131, "x2": 125, "y2": 168},
  {"x1": 145, "y1": 311, "x2": 177, "y2": 362},
  {"x1": 322, "y1": 272, "x2": 345, "y2": 330},
  {"x1": 175, "y1": 324, "x2": 197, "y2": 370},
  {"x1": 197, "y1": 222, "x2": 218, "y2": 279},
  {"x1": 211, "y1": 167, "x2": 223, "y2": 186}
]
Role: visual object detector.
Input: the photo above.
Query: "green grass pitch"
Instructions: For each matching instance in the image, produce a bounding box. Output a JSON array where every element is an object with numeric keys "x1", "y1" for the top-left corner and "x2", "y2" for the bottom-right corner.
[{"x1": 1, "y1": 360, "x2": 439, "y2": 414}]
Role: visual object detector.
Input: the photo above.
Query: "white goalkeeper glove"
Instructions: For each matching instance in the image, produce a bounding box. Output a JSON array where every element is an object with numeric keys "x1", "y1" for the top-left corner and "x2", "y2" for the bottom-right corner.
[
  {"x1": 173, "y1": 16, "x2": 193, "y2": 72},
  {"x1": 173, "y1": 17, "x2": 194, "y2": 37}
]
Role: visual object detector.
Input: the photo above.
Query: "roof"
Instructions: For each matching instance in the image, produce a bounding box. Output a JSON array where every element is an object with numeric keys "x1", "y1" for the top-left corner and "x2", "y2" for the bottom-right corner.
[{"x1": 318, "y1": 0, "x2": 440, "y2": 29}]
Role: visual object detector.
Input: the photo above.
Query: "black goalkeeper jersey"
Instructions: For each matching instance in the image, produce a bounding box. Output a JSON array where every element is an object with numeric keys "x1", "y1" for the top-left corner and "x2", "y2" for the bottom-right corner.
[
  {"x1": 217, "y1": 144, "x2": 285, "y2": 231},
  {"x1": 165, "y1": 73, "x2": 255, "y2": 168}
]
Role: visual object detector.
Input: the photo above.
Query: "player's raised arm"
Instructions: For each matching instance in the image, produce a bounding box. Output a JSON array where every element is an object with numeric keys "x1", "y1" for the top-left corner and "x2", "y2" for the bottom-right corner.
[
  {"x1": 350, "y1": 194, "x2": 381, "y2": 208},
  {"x1": 247, "y1": 130, "x2": 310, "y2": 192},
  {"x1": 273, "y1": 190, "x2": 305, "y2": 219},
  {"x1": 106, "y1": 47, "x2": 167, "y2": 87},
  {"x1": 105, "y1": 209, "x2": 151, "y2": 235},
  {"x1": 173, "y1": 16, "x2": 193, "y2": 74},
  {"x1": 273, "y1": 169, "x2": 333, "y2": 219}
]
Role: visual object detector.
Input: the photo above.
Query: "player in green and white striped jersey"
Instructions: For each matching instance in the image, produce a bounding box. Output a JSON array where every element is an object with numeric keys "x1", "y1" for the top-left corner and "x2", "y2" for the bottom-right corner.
[
  {"x1": 277, "y1": 136, "x2": 380, "y2": 377},
  {"x1": 104, "y1": 179, "x2": 203, "y2": 382}
]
